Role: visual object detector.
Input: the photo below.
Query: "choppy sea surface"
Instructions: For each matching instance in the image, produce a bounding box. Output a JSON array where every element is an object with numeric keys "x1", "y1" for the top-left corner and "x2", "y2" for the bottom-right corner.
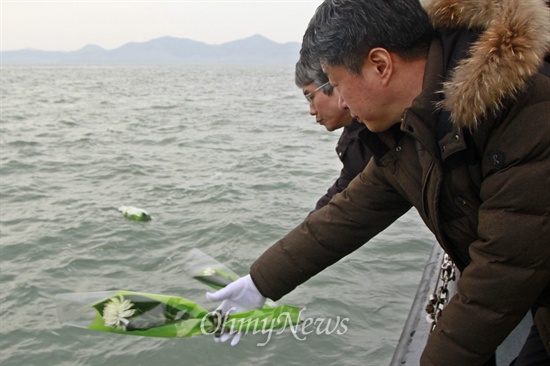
[{"x1": 0, "y1": 65, "x2": 434, "y2": 366}]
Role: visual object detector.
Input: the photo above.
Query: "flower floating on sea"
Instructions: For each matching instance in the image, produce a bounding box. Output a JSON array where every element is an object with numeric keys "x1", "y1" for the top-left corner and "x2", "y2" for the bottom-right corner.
[{"x1": 103, "y1": 295, "x2": 136, "y2": 330}]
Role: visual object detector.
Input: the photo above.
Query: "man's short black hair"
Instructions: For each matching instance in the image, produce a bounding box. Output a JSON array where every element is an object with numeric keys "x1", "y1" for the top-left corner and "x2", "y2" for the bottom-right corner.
[{"x1": 303, "y1": 0, "x2": 434, "y2": 74}]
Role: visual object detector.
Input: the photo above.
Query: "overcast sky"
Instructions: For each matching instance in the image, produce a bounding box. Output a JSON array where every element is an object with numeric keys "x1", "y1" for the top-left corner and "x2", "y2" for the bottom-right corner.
[{"x1": 1, "y1": 0, "x2": 324, "y2": 52}]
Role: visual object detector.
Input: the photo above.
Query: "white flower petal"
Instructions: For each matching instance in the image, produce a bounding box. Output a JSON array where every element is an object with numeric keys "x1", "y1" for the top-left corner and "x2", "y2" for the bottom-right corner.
[{"x1": 102, "y1": 295, "x2": 136, "y2": 330}]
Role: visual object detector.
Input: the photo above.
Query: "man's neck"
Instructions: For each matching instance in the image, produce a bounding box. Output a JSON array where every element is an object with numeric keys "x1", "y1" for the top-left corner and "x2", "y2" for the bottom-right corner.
[
  {"x1": 400, "y1": 57, "x2": 428, "y2": 109},
  {"x1": 387, "y1": 54, "x2": 428, "y2": 123}
]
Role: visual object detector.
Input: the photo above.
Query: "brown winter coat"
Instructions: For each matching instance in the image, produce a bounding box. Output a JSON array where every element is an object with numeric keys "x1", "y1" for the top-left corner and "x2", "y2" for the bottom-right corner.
[{"x1": 250, "y1": 0, "x2": 550, "y2": 364}]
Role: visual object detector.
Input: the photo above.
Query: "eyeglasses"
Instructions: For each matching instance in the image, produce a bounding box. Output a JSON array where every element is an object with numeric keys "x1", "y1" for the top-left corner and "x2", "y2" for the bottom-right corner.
[{"x1": 304, "y1": 81, "x2": 330, "y2": 104}]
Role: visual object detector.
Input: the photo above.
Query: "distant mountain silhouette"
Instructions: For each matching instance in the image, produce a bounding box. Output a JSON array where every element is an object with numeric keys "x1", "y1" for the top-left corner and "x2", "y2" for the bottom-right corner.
[{"x1": 1, "y1": 34, "x2": 301, "y2": 64}]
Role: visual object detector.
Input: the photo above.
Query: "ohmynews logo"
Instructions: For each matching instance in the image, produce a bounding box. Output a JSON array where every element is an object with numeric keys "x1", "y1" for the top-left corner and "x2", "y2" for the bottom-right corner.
[{"x1": 200, "y1": 307, "x2": 350, "y2": 346}]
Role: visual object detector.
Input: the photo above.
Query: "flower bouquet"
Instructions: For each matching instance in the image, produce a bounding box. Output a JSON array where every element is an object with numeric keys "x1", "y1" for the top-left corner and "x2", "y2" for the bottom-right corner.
[
  {"x1": 183, "y1": 248, "x2": 240, "y2": 290},
  {"x1": 55, "y1": 290, "x2": 300, "y2": 338},
  {"x1": 56, "y1": 249, "x2": 298, "y2": 337},
  {"x1": 118, "y1": 206, "x2": 152, "y2": 221},
  {"x1": 182, "y1": 248, "x2": 278, "y2": 308}
]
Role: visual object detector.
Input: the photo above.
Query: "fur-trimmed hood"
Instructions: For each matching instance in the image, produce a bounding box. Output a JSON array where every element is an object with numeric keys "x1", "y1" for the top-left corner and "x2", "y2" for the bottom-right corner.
[{"x1": 422, "y1": 0, "x2": 550, "y2": 128}]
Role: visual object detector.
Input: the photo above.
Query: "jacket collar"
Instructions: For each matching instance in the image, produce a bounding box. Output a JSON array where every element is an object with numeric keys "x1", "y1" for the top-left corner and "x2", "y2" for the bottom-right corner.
[{"x1": 336, "y1": 119, "x2": 367, "y2": 161}]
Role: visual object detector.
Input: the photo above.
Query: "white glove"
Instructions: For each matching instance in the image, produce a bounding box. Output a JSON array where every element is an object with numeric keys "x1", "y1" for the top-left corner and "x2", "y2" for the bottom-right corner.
[{"x1": 206, "y1": 274, "x2": 266, "y2": 345}]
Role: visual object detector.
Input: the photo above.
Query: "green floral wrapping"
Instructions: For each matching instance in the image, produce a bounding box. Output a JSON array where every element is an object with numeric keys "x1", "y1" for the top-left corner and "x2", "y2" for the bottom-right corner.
[
  {"x1": 88, "y1": 291, "x2": 210, "y2": 338},
  {"x1": 84, "y1": 291, "x2": 300, "y2": 338}
]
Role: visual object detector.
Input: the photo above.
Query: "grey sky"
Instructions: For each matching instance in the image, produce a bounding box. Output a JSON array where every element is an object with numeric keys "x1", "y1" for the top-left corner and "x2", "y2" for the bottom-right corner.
[{"x1": 1, "y1": 0, "x2": 324, "y2": 52}]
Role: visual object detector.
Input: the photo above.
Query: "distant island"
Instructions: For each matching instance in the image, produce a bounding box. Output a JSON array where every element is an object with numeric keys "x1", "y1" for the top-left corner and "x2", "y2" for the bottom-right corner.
[{"x1": 0, "y1": 34, "x2": 301, "y2": 65}]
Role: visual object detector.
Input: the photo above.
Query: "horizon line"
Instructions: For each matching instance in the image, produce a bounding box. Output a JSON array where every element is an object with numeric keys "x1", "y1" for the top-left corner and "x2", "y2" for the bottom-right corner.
[{"x1": 0, "y1": 33, "x2": 301, "y2": 53}]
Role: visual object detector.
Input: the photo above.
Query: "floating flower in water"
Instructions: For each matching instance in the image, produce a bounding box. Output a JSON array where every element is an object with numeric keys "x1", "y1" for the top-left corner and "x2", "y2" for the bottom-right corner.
[{"x1": 103, "y1": 295, "x2": 136, "y2": 330}]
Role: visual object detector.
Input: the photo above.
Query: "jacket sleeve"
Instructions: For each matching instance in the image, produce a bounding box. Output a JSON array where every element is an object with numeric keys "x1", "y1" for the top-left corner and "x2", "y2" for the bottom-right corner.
[
  {"x1": 422, "y1": 93, "x2": 550, "y2": 365},
  {"x1": 313, "y1": 165, "x2": 358, "y2": 211},
  {"x1": 250, "y1": 158, "x2": 412, "y2": 300}
]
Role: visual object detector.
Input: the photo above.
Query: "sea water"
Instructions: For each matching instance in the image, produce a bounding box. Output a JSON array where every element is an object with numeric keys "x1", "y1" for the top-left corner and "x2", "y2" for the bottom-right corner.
[{"x1": 0, "y1": 65, "x2": 434, "y2": 366}]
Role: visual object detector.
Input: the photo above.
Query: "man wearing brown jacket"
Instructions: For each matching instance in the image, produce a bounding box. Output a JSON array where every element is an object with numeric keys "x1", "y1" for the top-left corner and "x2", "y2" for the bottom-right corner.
[{"x1": 207, "y1": 0, "x2": 550, "y2": 364}]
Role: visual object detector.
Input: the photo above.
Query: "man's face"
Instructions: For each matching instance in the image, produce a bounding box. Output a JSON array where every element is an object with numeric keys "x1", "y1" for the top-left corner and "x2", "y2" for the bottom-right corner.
[
  {"x1": 323, "y1": 63, "x2": 398, "y2": 133},
  {"x1": 302, "y1": 83, "x2": 352, "y2": 132}
]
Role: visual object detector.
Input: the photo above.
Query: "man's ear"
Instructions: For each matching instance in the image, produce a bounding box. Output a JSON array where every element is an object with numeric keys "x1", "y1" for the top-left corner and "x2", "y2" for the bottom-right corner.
[{"x1": 367, "y1": 48, "x2": 393, "y2": 85}]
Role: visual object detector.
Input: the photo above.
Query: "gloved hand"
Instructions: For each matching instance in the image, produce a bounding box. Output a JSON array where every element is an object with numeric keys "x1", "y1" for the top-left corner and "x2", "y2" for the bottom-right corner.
[{"x1": 206, "y1": 274, "x2": 266, "y2": 346}]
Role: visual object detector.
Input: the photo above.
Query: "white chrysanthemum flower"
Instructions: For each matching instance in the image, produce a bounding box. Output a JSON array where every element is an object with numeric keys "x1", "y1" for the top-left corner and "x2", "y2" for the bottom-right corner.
[{"x1": 103, "y1": 295, "x2": 136, "y2": 330}]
